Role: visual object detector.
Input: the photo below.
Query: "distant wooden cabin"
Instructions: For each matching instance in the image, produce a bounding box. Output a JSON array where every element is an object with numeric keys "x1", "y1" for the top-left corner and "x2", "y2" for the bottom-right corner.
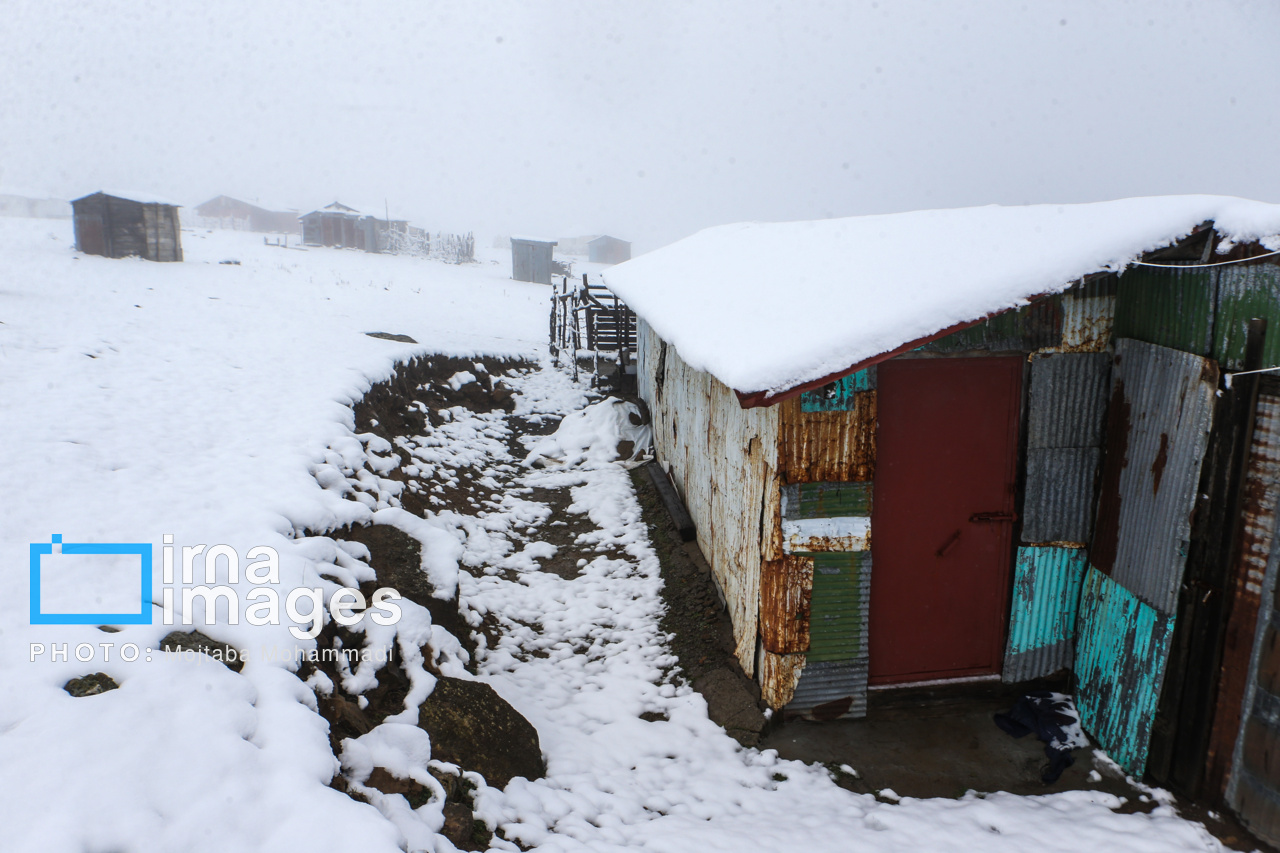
[
  {"x1": 589, "y1": 235, "x2": 632, "y2": 265},
  {"x1": 511, "y1": 237, "x2": 557, "y2": 284},
  {"x1": 71, "y1": 192, "x2": 182, "y2": 262},
  {"x1": 193, "y1": 196, "x2": 301, "y2": 234},
  {"x1": 299, "y1": 202, "x2": 410, "y2": 252}
]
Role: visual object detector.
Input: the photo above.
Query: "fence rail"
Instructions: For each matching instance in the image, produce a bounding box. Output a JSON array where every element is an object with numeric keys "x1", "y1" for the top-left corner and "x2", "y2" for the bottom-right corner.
[{"x1": 550, "y1": 274, "x2": 637, "y2": 382}]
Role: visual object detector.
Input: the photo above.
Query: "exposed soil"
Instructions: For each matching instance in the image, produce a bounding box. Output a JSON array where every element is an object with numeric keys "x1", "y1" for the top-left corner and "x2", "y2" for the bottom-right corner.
[{"x1": 629, "y1": 467, "x2": 770, "y2": 746}]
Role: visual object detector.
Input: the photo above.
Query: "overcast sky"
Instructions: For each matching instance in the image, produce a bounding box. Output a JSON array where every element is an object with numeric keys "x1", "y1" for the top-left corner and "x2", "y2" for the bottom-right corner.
[{"x1": 3, "y1": 0, "x2": 1279, "y2": 252}]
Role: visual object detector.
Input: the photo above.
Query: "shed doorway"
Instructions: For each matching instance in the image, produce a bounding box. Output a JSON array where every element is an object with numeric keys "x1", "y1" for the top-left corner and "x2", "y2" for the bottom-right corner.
[{"x1": 869, "y1": 356, "x2": 1023, "y2": 685}]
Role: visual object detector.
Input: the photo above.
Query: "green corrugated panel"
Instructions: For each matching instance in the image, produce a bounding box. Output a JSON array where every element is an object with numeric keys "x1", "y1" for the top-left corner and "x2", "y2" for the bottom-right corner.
[
  {"x1": 805, "y1": 551, "x2": 871, "y2": 663},
  {"x1": 801, "y1": 367, "x2": 876, "y2": 411},
  {"x1": 1113, "y1": 265, "x2": 1215, "y2": 356},
  {"x1": 782, "y1": 481, "x2": 873, "y2": 519},
  {"x1": 1214, "y1": 265, "x2": 1280, "y2": 371},
  {"x1": 918, "y1": 296, "x2": 1061, "y2": 353}
]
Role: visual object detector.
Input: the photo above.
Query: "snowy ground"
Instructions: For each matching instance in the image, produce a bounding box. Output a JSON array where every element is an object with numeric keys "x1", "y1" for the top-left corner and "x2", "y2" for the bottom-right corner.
[{"x1": 0, "y1": 217, "x2": 1239, "y2": 851}]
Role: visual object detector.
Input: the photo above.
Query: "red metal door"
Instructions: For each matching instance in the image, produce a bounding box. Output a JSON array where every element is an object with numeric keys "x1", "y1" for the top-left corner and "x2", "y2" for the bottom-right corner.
[{"x1": 870, "y1": 356, "x2": 1023, "y2": 684}]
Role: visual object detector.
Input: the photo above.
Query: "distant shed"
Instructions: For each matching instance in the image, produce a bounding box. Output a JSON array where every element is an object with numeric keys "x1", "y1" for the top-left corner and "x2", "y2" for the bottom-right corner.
[
  {"x1": 300, "y1": 202, "x2": 361, "y2": 248},
  {"x1": 511, "y1": 237, "x2": 557, "y2": 284},
  {"x1": 299, "y1": 201, "x2": 412, "y2": 252},
  {"x1": 588, "y1": 235, "x2": 631, "y2": 265},
  {"x1": 71, "y1": 192, "x2": 182, "y2": 262},
  {"x1": 193, "y1": 195, "x2": 301, "y2": 234}
]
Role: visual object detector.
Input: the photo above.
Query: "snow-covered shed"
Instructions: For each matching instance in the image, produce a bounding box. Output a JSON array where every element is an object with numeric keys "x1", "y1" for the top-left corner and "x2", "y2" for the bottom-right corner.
[
  {"x1": 193, "y1": 195, "x2": 301, "y2": 234},
  {"x1": 71, "y1": 191, "x2": 182, "y2": 262},
  {"x1": 511, "y1": 237, "x2": 557, "y2": 285},
  {"x1": 605, "y1": 196, "x2": 1280, "y2": 841},
  {"x1": 588, "y1": 235, "x2": 631, "y2": 265},
  {"x1": 299, "y1": 201, "x2": 410, "y2": 252}
]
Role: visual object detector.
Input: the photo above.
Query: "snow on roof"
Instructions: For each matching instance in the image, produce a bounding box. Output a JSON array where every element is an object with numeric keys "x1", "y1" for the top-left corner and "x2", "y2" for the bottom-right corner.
[
  {"x1": 603, "y1": 195, "x2": 1280, "y2": 400},
  {"x1": 74, "y1": 190, "x2": 184, "y2": 206},
  {"x1": 511, "y1": 235, "x2": 558, "y2": 245}
]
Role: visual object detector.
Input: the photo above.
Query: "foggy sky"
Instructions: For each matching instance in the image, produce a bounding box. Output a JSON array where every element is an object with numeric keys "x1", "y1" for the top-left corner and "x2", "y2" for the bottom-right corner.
[{"x1": 3, "y1": 0, "x2": 1279, "y2": 252}]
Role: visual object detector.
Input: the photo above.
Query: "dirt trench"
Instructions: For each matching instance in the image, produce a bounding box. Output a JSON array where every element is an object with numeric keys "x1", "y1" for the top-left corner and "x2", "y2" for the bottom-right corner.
[{"x1": 289, "y1": 354, "x2": 770, "y2": 847}]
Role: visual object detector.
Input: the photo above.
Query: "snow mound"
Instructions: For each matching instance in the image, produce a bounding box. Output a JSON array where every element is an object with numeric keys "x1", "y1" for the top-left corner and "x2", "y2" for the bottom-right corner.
[{"x1": 523, "y1": 398, "x2": 653, "y2": 468}]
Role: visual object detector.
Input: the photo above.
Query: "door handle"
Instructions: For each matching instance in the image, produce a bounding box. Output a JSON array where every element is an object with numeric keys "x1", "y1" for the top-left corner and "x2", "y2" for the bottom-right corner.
[
  {"x1": 936, "y1": 529, "x2": 962, "y2": 557},
  {"x1": 969, "y1": 511, "x2": 1017, "y2": 523}
]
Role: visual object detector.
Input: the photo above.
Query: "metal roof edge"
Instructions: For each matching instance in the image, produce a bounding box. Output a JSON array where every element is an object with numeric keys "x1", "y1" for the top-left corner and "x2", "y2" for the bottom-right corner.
[{"x1": 733, "y1": 314, "x2": 990, "y2": 409}]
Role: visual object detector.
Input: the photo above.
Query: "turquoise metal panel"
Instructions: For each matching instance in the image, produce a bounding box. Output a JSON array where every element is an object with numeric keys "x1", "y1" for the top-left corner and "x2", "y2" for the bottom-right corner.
[
  {"x1": 1075, "y1": 566, "x2": 1176, "y2": 775},
  {"x1": 1002, "y1": 546, "x2": 1087, "y2": 682},
  {"x1": 801, "y1": 367, "x2": 876, "y2": 411}
]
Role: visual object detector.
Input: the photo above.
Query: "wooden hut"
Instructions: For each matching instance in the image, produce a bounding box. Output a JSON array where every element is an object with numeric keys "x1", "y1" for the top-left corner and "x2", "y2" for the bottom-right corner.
[
  {"x1": 511, "y1": 237, "x2": 557, "y2": 284},
  {"x1": 588, "y1": 235, "x2": 631, "y2": 264},
  {"x1": 299, "y1": 202, "x2": 412, "y2": 252},
  {"x1": 193, "y1": 196, "x2": 301, "y2": 234},
  {"x1": 605, "y1": 197, "x2": 1280, "y2": 843},
  {"x1": 71, "y1": 192, "x2": 182, "y2": 262}
]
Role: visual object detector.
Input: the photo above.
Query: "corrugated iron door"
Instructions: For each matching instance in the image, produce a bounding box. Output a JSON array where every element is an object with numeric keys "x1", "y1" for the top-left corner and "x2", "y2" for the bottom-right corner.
[
  {"x1": 1077, "y1": 337, "x2": 1218, "y2": 775},
  {"x1": 870, "y1": 356, "x2": 1023, "y2": 684}
]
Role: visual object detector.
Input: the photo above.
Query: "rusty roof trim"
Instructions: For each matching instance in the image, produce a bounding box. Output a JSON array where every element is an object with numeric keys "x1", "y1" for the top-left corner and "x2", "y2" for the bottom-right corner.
[{"x1": 734, "y1": 314, "x2": 991, "y2": 409}]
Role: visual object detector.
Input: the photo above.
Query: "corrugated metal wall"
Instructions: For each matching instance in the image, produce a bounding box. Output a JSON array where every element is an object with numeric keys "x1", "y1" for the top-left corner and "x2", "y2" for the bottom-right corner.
[
  {"x1": 771, "y1": 390, "x2": 877, "y2": 713},
  {"x1": 1076, "y1": 565, "x2": 1177, "y2": 774},
  {"x1": 1022, "y1": 352, "x2": 1111, "y2": 544},
  {"x1": 1113, "y1": 266, "x2": 1216, "y2": 357},
  {"x1": 1003, "y1": 546, "x2": 1088, "y2": 682},
  {"x1": 637, "y1": 319, "x2": 778, "y2": 676},
  {"x1": 1003, "y1": 352, "x2": 1109, "y2": 682},
  {"x1": 1214, "y1": 265, "x2": 1280, "y2": 371},
  {"x1": 1094, "y1": 340, "x2": 1218, "y2": 614},
  {"x1": 1079, "y1": 338, "x2": 1218, "y2": 775},
  {"x1": 1227, "y1": 378, "x2": 1280, "y2": 847}
]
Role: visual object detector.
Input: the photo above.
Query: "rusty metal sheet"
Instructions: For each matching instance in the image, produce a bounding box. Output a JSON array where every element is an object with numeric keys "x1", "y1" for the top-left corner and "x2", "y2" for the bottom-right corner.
[
  {"x1": 760, "y1": 650, "x2": 805, "y2": 709},
  {"x1": 1002, "y1": 546, "x2": 1088, "y2": 682},
  {"x1": 1022, "y1": 448, "x2": 1102, "y2": 545},
  {"x1": 1075, "y1": 565, "x2": 1176, "y2": 776},
  {"x1": 782, "y1": 482, "x2": 871, "y2": 552},
  {"x1": 1208, "y1": 376, "x2": 1280, "y2": 792},
  {"x1": 1232, "y1": 674, "x2": 1280, "y2": 846},
  {"x1": 778, "y1": 394, "x2": 875, "y2": 484},
  {"x1": 1214, "y1": 265, "x2": 1280, "y2": 371},
  {"x1": 1113, "y1": 265, "x2": 1215, "y2": 357},
  {"x1": 1227, "y1": 448, "x2": 1280, "y2": 847},
  {"x1": 1027, "y1": 352, "x2": 1111, "y2": 449},
  {"x1": 636, "y1": 318, "x2": 779, "y2": 675},
  {"x1": 782, "y1": 517, "x2": 870, "y2": 553},
  {"x1": 1091, "y1": 338, "x2": 1218, "y2": 614},
  {"x1": 760, "y1": 555, "x2": 812, "y2": 654},
  {"x1": 786, "y1": 659, "x2": 869, "y2": 720},
  {"x1": 1059, "y1": 276, "x2": 1116, "y2": 352}
]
